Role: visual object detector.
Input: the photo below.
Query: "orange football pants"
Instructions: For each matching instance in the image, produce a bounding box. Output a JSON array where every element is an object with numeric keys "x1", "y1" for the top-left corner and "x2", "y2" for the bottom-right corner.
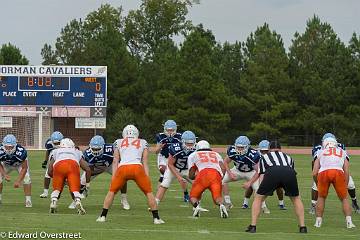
[
  {"x1": 317, "y1": 169, "x2": 347, "y2": 200},
  {"x1": 190, "y1": 168, "x2": 222, "y2": 203},
  {"x1": 110, "y1": 164, "x2": 152, "y2": 194},
  {"x1": 53, "y1": 160, "x2": 80, "y2": 193}
]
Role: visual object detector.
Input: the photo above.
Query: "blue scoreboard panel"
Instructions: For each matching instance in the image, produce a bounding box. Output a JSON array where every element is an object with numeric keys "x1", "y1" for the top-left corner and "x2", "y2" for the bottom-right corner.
[{"x1": 0, "y1": 65, "x2": 107, "y2": 107}]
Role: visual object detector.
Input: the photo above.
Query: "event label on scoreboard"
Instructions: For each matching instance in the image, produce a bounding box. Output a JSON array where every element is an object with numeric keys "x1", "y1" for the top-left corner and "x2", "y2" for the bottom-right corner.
[{"x1": 0, "y1": 65, "x2": 107, "y2": 107}]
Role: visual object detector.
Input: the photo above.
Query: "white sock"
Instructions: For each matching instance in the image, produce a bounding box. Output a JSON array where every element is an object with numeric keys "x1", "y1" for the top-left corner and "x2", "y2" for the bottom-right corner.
[
  {"x1": 279, "y1": 200, "x2": 284, "y2": 205},
  {"x1": 155, "y1": 198, "x2": 160, "y2": 205},
  {"x1": 121, "y1": 193, "x2": 127, "y2": 199},
  {"x1": 346, "y1": 216, "x2": 352, "y2": 223},
  {"x1": 261, "y1": 201, "x2": 267, "y2": 208},
  {"x1": 50, "y1": 190, "x2": 60, "y2": 199},
  {"x1": 25, "y1": 196, "x2": 31, "y2": 202},
  {"x1": 43, "y1": 189, "x2": 49, "y2": 194},
  {"x1": 224, "y1": 195, "x2": 231, "y2": 204},
  {"x1": 315, "y1": 217, "x2": 322, "y2": 225},
  {"x1": 73, "y1": 191, "x2": 81, "y2": 199},
  {"x1": 311, "y1": 200, "x2": 317, "y2": 205},
  {"x1": 243, "y1": 198, "x2": 250, "y2": 205}
]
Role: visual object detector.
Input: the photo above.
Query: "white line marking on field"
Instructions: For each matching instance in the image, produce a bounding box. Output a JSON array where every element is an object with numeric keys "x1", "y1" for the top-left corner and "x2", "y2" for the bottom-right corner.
[
  {"x1": 0, "y1": 226, "x2": 358, "y2": 237},
  {"x1": 198, "y1": 229, "x2": 210, "y2": 234}
]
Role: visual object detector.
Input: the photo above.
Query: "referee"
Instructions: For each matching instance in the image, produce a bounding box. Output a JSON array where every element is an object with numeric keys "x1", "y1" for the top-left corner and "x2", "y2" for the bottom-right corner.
[{"x1": 243, "y1": 141, "x2": 307, "y2": 233}]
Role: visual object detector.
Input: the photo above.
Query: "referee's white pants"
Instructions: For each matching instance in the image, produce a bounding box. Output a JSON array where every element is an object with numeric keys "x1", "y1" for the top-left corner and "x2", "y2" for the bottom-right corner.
[{"x1": 222, "y1": 167, "x2": 260, "y2": 191}]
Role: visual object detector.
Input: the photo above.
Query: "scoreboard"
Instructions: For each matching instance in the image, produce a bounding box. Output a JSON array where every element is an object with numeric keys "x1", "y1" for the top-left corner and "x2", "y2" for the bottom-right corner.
[{"x1": 0, "y1": 65, "x2": 107, "y2": 107}]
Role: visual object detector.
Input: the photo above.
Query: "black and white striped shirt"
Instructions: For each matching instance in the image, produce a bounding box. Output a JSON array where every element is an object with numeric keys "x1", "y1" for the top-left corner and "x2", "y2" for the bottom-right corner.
[{"x1": 259, "y1": 151, "x2": 294, "y2": 174}]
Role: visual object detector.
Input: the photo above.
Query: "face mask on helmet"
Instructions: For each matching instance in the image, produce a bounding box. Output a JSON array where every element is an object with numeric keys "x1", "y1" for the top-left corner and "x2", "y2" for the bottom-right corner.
[
  {"x1": 163, "y1": 120, "x2": 177, "y2": 138},
  {"x1": 89, "y1": 135, "x2": 105, "y2": 156},
  {"x1": 235, "y1": 136, "x2": 250, "y2": 156},
  {"x1": 181, "y1": 131, "x2": 196, "y2": 152},
  {"x1": 2, "y1": 134, "x2": 17, "y2": 155},
  {"x1": 51, "y1": 131, "x2": 64, "y2": 149},
  {"x1": 122, "y1": 125, "x2": 139, "y2": 139}
]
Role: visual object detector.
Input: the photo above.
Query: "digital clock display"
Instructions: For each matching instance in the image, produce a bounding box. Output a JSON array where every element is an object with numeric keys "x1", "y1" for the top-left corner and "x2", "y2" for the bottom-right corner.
[{"x1": 19, "y1": 76, "x2": 70, "y2": 91}]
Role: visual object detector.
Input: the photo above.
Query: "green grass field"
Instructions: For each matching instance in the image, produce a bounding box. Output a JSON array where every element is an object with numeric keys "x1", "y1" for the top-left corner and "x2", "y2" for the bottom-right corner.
[{"x1": 0, "y1": 151, "x2": 359, "y2": 240}]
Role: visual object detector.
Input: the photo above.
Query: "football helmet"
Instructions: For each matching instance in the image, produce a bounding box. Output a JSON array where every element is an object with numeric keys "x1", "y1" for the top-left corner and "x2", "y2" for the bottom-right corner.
[
  {"x1": 235, "y1": 136, "x2": 250, "y2": 156},
  {"x1": 163, "y1": 120, "x2": 177, "y2": 137},
  {"x1": 2, "y1": 134, "x2": 17, "y2": 155},
  {"x1": 50, "y1": 131, "x2": 64, "y2": 149},
  {"x1": 181, "y1": 131, "x2": 196, "y2": 152},
  {"x1": 196, "y1": 140, "x2": 211, "y2": 150},
  {"x1": 322, "y1": 137, "x2": 337, "y2": 149},
  {"x1": 322, "y1": 133, "x2": 336, "y2": 142},
  {"x1": 258, "y1": 140, "x2": 270, "y2": 150},
  {"x1": 122, "y1": 124, "x2": 139, "y2": 139},
  {"x1": 89, "y1": 135, "x2": 105, "y2": 156},
  {"x1": 60, "y1": 138, "x2": 75, "y2": 148}
]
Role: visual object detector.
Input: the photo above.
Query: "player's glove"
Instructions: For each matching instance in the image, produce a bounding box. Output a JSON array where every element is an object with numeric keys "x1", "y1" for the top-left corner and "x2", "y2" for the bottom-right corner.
[{"x1": 41, "y1": 160, "x2": 48, "y2": 169}]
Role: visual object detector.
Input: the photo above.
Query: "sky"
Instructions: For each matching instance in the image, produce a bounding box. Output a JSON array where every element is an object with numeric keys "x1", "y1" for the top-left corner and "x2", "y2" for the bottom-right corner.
[{"x1": 1, "y1": 0, "x2": 359, "y2": 65}]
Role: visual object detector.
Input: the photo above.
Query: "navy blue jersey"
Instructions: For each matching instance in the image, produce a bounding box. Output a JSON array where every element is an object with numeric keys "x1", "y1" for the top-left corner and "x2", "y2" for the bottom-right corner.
[
  {"x1": 45, "y1": 138, "x2": 56, "y2": 155},
  {"x1": 0, "y1": 144, "x2": 28, "y2": 167},
  {"x1": 168, "y1": 142, "x2": 194, "y2": 170},
  {"x1": 83, "y1": 143, "x2": 114, "y2": 167},
  {"x1": 312, "y1": 143, "x2": 349, "y2": 161},
  {"x1": 155, "y1": 132, "x2": 182, "y2": 158},
  {"x1": 227, "y1": 146, "x2": 261, "y2": 172}
]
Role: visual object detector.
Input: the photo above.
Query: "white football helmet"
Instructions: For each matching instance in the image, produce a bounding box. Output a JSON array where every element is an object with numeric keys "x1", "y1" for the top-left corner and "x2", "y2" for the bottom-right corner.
[
  {"x1": 122, "y1": 124, "x2": 139, "y2": 139},
  {"x1": 60, "y1": 138, "x2": 75, "y2": 148},
  {"x1": 196, "y1": 140, "x2": 211, "y2": 150},
  {"x1": 322, "y1": 137, "x2": 337, "y2": 149}
]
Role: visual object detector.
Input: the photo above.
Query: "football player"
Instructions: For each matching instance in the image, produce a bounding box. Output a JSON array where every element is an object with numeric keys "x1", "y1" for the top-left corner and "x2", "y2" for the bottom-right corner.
[
  {"x1": 154, "y1": 120, "x2": 187, "y2": 200},
  {"x1": 48, "y1": 138, "x2": 91, "y2": 214},
  {"x1": 188, "y1": 140, "x2": 228, "y2": 218},
  {"x1": 0, "y1": 134, "x2": 32, "y2": 207},
  {"x1": 68, "y1": 135, "x2": 130, "y2": 210},
  {"x1": 155, "y1": 131, "x2": 195, "y2": 205},
  {"x1": 96, "y1": 125, "x2": 164, "y2": 224},
  {"x1": 313, "y1": 136, "x2": 355, "y2": 228},
  {"x1": 258, "y1": 140, "x2": 287, "y2": 210},
  {"x1": 40, "y1": 131, "x2": 63, "y2": 198},
  {"x1": 222, "y1": 136, "x2": 269, "y2": 213},
  {"x1": 309, "y1": 133, "x2": 360, "y2": 214}
]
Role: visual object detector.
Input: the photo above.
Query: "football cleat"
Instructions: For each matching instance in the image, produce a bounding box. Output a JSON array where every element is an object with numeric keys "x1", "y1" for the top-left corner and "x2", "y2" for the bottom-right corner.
[
  {"x1": 351, "y1": 201, "x2": 360, "y2": 214},
  {"x1": 192, "y1": 205, "x2": 201, "y2": 218},
  {"x1": 121, "y1": 197, "x2": 130, "y2": 210},
  {"x1": 314, "y1": 219, "x2": 322, "y2": 228},
  {"x1": 49, "y1": 199, "x2": 57, "y2": 213},
  {"x1": 40, "y1": 192, "x2": 48, "y2": 198},
  {"x1": 347, "y1": 222, "x2": 356, "y2": 229},
  {"x1": 262, "y1": 206, "x2": 270, "y2": 214},
  {"x1": 241, "y1": 203, "x2": 249, "y2": 209},
  {"x1": 68, "y1": 201, "x2": 76, "y2": 209},
  {"x1": 220, "y1": 204, "x2": 228, "y2": 218},
  {"x1": 245, "y1": 225, "x2": 256, "y2": 233},
  {"x1": 299, "y1": 226, "x2": 307, "y2": 233},
  {"x1": 183, "y1": 193, "x2": 190, "y2": 202},
  {"x1": 153, "y1": 218, "x2": 165, "y2": 224},
  {"x1": 75, "y1": 199, "x2": 86, "y2": 215},
  {"x1": 309, "y1": 204, "x2": 316, "y2": 215},
  {"x1": 225, "y1": 202, "x2": 233, "y2": 210},
  {"x1": 25, "y1": 200, "x2": 32, "y2": 208},
  {"x1": 279, "y1": 204, "x2": 287, "y2": 210},
  {"x1": 96, "y1": 216, "x2": 106, "y2": 222}
]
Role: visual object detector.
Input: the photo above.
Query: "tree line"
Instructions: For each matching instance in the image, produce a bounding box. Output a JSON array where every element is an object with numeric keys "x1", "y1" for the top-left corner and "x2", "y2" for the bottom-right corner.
[{"x1": 1, "y1": 0, "x2": 360, "y2": 146}]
